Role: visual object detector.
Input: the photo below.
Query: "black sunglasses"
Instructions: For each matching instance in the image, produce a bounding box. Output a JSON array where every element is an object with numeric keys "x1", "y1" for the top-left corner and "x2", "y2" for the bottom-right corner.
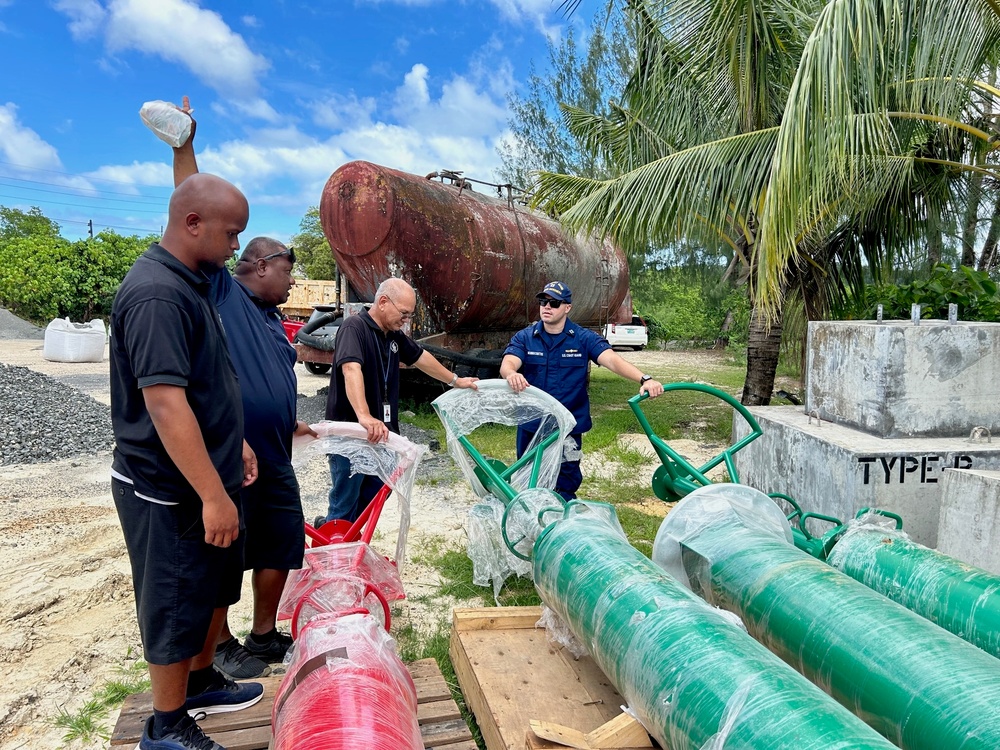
[{"x1": 538, "y1": 298, "x2": 563, "y2": 308}]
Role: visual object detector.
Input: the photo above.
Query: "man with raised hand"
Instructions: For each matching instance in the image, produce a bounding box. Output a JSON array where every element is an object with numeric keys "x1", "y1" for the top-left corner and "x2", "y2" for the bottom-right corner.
[
  {"x1": 111, "y1": 173, "x2": 263, "y2": 750},
  {"x1": 164, "y1": 97, "x2": 317, "y2": 681},
  {"x1": 501, "y1": 281, "x2": 664, "y2": 501}
]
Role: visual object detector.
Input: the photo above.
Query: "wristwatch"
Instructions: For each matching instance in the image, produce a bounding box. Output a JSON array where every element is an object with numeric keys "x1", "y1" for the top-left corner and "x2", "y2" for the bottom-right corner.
[{"x1": 639, "y1": 374, "x2": 653, "y2": 385}]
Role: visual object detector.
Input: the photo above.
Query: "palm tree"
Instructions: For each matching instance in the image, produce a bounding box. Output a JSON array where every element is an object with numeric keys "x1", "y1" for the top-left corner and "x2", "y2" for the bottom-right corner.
[{"x1": 537, "y1": 0, "x2": 1000, "y2": 403}]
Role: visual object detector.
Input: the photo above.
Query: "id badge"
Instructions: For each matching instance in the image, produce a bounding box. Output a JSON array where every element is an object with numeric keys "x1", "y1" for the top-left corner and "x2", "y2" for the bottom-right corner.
[{"x1": 383, "y1": 402, "x2": 392, "y2": 422}]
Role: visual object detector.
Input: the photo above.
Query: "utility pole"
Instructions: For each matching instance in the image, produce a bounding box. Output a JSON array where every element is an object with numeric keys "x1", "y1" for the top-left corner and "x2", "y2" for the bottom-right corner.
[{"x1": 87, "y1": 219, "x2": 93, "y2": 239}]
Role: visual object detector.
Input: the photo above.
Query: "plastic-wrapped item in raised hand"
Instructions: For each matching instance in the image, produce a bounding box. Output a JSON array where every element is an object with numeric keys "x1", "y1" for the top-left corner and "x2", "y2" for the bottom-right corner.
[
  {"x1": 271, "y1": 611, "x2": 422, "y2": 750},
  {"x1": 139, "y1": 100, "x2": 193, "y2": 148}
]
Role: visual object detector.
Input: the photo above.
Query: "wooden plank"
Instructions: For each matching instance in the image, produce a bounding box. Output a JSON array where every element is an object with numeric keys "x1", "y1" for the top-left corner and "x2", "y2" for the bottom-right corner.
[
  {"x1": 415, "y1": 675, "x2": 454, "y2": 704},
  {"x1": 111, "y1": 661, "x2": 473, "y2": 750},
  {"x1": 451, "y1": 606, "x2": 632, "y2": 750},
  {"x1": 419, "y1": 697, "x2": 463, "y2": 725},
  {"x1": 453, "y1": 606, "x2": 544, "y2": 632},
  {"x1": 421, "y1": 717, "x2": 477, "y2": 746}
]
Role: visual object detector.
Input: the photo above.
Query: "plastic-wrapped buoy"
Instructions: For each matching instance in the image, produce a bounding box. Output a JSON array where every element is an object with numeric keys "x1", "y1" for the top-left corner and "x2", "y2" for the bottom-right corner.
[{"x1": 271, "y1": 611, "x2": 422, "y2": 750}]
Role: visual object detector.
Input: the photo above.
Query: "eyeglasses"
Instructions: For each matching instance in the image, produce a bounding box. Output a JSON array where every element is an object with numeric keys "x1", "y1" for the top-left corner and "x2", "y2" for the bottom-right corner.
[
  {"x1": 538, "y1": 298, "x2": 563, "y2": 308},
  {"x1": 386, "y1": 296, "x2": 414, "y2": 320},
  {"x1": 237, "y1": 247, "x2": 296, "y2": 265}
]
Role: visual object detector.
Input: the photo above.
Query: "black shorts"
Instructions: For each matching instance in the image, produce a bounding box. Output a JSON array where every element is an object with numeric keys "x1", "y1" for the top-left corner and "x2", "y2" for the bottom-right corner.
[
  {"x1": 241, "y1": 459, "x2": 304, "y2": 571},
  {"x1": 113, "y1": 478, "x2": 245, "y2": 665}
]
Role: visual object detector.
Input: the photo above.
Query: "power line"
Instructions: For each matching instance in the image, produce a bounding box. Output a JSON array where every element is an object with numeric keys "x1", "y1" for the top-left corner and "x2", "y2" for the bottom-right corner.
[
  {"x1": 0, "y1": 193, "x2": 166, "y2": 214},
  {"x1": 0, "y1": 180, "x2": 168, "y2": 207},
  {"x1": 0, "y1": 160, "x2": 175, "y2": 191},
  {"x1": 47, "y1": 216, "x2": 162, "y2": 235},
  {"x1": 0, "y1": 174, "x2": 169, "y2": 202}
]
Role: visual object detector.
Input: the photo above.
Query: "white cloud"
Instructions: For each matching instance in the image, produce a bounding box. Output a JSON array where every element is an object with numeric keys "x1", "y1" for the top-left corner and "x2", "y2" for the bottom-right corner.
[
  {"x1": 0, "y1": 103, "x2": 63, "y2": 170},
  {"x1": 53, "y1": 0, "x2": 271, "y2": 107},
  {"x1": 211, "y1": 98, "x2": 281, "y2": 124},
  {"x1": 395, "y1": 64, "x2": 431, "y2": 110},
  {"x1": 52, "y1": 0, "x2": 107, "y2": 40},
  {"x1": 241, "y1": 14, "x2": 259, "y2": 28}
]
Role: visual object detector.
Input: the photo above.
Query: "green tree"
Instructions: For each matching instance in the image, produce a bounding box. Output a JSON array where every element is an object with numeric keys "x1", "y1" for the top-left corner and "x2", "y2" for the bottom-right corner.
[
  {"x1": 535, "y1": 0, "x2": 1000, "y2": 404},
  {"x1": 497, "y1": 13, "x2": 634, "y2": 189},
  {"x1": 0, "y1": 206, "x2": 61, "y2": 240},
  {"x1": 291, "y1": 206, "x2": 337, "y2": 280}
]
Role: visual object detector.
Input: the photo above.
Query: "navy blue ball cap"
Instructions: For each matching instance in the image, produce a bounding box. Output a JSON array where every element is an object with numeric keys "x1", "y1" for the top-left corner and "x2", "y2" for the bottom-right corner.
[{"x1": 536, "y1": 281, "x2": 572, "y2": 303}]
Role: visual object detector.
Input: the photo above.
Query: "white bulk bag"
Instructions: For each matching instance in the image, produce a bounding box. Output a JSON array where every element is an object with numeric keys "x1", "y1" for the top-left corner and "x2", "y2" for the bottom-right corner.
[{"x1": 43, "y1": 318, "x2": 106, "y2": 363}]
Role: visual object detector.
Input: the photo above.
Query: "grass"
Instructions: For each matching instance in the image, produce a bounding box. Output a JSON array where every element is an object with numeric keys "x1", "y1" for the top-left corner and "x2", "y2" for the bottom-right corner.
[{"x1": 51, "y1": 652, "x2": 150, "y2": 746}]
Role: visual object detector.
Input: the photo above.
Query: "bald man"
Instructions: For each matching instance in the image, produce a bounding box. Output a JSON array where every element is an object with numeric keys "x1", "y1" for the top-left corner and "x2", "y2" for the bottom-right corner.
[
  {"x1": 318, "y1": 278, "x2": 479, "y2": 525},
  {"x1": 110, "y1": 173, "x2": 264, "y2": 750}
]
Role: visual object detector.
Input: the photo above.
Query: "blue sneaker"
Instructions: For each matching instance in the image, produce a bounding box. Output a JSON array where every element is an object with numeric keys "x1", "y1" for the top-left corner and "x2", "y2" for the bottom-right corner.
[
  {"x1": 139, "y1": 714, "x2": 223, "y2": 749},
  {"x1": 185, "y1": 669, "x2": 263, "y2": 717}
]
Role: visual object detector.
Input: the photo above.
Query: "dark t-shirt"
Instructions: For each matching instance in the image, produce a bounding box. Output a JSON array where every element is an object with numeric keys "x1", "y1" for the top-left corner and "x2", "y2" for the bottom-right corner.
[
  {"x1": 110, "y1": 244, "x2": 244, "y2": 503},
  {"x1": 209, "y1": 270, "x2": 297, "y2": 463},
  {"x1": 324, "y1": 309, "x2": 422, "y2": 433}
]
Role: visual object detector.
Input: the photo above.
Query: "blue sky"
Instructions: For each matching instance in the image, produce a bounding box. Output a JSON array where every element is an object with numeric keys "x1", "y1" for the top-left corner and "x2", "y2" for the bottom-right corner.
[{"x1": 0, "y1": 0, "x2": 599, "y2": 243}]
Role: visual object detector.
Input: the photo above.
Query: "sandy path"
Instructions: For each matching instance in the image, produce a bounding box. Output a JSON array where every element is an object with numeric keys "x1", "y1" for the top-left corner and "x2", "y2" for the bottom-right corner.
[{"x1": 0, "y1": 342, "x2": 733, "y2": 749}]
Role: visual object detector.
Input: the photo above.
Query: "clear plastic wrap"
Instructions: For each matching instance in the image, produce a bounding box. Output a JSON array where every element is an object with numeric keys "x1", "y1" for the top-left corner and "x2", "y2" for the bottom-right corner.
[
  {"x1": 828, "y1": 511, "x2": 1000, "y2": 659},
  {"x1": 532, "y1": 503, "x2": 897, "y2": 749},
  {"x1": 271, "y1": 611, "x2": 422, "y2": 750},
  {"x1": 536, "y1": 604, "x2": 587, "y2": 659},
  {"x1": 652, "y1": 484, "x2": 1000, "y2": 749},
  {"x1": 293, "y1": 421, "x2": 427, "y2": 566},
  {"x1": 432, "y1": 379, "x2": 576, "y2": 498},
  {"x1": 277, "y1": 542, "x2": 405, "y2": 635}
]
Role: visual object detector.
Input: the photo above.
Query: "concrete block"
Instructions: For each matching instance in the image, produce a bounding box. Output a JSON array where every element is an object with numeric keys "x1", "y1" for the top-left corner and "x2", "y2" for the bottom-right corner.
[
  {"x1": 805, "y1": 320, "x2": 1000, "y2": 438},
  {"x1": 732, "y1": 405, "x2": 1000, "y2": 547},
  {"x1": 937, "y1": 469, "x2": 1000, "y2": 575}
]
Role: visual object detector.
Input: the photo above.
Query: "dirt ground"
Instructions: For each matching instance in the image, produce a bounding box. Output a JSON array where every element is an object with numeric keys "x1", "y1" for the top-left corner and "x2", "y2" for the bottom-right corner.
[{"x1": 0, "y1": 342, "x2": 740, "y2": 749}]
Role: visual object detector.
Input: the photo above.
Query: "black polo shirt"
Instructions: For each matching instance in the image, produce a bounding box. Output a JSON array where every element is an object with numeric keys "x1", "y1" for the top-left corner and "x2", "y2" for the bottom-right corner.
[
  {"x1": 325, "y1": 308, "x2": 422, "y2": 433},
  {"x1": 110, "y1": 244, "x2": 244, "y2": 503}
]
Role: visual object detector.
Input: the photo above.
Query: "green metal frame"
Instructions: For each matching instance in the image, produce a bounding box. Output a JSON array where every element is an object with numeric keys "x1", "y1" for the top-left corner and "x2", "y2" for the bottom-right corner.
[{"x1": 628, "y1": 384, "x2": 764, "y2": 502}]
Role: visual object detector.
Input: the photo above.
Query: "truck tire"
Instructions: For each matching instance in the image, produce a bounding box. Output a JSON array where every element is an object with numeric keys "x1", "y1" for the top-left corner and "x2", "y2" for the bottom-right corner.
[{"x1": 305, "y1": 361, "x2": 332, "y2": 375}]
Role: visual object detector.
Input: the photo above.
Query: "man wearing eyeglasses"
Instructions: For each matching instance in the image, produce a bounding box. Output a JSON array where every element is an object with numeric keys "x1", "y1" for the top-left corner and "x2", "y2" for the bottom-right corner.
[
  {"x1": 165, "y1": 98, "x2": 317, "y2": 683},
  {"x1": 318, "y1": 277, "x2": 479, "y2": 525},
  {"x1": 501, "y1": 281, "x2": 664, "y2": 501}
]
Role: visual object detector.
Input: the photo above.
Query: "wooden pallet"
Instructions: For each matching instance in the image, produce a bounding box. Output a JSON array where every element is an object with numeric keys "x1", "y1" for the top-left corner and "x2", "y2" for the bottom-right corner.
[
  {"x1": 450, "y1": 607, "x2": 654, "y2": 750},
  {"x1": 110, "y1": 658, "x2": 476, "y2": 750}
]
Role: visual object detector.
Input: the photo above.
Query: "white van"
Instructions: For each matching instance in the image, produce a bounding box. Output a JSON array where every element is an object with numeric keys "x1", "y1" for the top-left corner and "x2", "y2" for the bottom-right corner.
[{"x1": 604, "y1": 315, "x2": 648, "y2": 350}]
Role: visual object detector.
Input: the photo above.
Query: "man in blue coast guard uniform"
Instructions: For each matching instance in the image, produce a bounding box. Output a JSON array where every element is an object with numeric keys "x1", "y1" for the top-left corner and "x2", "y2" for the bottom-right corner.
[{"x1": 501, "y1": 282, "x2": 664, "y2": 500}]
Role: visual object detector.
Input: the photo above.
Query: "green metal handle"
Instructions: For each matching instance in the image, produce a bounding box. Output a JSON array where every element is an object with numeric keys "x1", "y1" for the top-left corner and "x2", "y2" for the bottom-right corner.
[
  {"x1": 628, "y1": 384, "x2": 764, "y2": 501},
  {"x1": 501, "y1": 493, "x2": 566, "y2": 561},
  {"x1": 798, "y1": 511, "x2": 844, "y2": 542}
]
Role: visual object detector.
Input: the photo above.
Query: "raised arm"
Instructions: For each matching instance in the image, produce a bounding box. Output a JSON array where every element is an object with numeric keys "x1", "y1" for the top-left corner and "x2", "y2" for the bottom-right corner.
[{"x1": 172, "y1": 95, "x2": 199, "y2": 186}]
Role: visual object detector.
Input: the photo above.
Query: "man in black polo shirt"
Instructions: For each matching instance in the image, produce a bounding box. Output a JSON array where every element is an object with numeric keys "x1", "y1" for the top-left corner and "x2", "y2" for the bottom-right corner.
[
  {"x1": 110, "y1": 173, "x2": 263, "y2": 750},
  {"x1": 318, "y1": 277, "x2": 479, "y2": 524},
  {"x1": 166, "y1": 109, "x2": 318, "y2": 681}
]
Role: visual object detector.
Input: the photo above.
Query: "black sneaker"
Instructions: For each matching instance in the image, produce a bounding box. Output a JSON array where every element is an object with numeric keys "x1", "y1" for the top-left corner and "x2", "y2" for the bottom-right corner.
[
  {"x1": 139, "y1": 714, "x2": 223, "y2": 749},
  {"x1": 243, "y1": 629, "x2": 294, "y2": 663},
  {"x1": 185, "y1": 668, "x2": 264, "y2": 717},
  {"x1": 213, "y1": 636, "x2": 270, "y2": 679},
  {"x1": 313, "y1": 514, "x2": 327, "y2": 529}
]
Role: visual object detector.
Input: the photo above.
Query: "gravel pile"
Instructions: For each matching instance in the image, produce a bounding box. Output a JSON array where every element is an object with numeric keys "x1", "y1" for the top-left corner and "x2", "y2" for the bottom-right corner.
[
  {"x1": 0, "y1": 307, "x2": 45, "y2": 339},
  {"x1": 0, "y1": 363, "x2": 113, "y2": 465}
]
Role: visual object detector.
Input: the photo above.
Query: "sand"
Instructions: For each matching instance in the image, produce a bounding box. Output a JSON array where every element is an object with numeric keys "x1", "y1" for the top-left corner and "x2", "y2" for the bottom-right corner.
[{"x1": 0, "y1": 341, "x2": 732, "y2": 749}]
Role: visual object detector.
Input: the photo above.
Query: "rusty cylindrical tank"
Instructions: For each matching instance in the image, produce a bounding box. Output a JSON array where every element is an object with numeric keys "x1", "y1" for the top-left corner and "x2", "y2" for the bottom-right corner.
[{"x1": 319, "y1": 162, "x2": 630, "y2": 340}]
